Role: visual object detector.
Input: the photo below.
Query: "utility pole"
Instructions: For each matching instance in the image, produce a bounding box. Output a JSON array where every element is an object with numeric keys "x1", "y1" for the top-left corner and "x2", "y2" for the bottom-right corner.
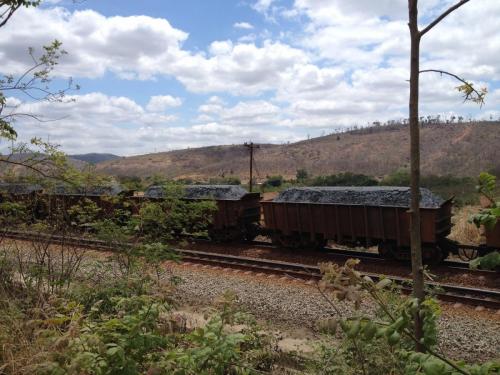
[{"x1": 244, "y1": 142, "x2": 259, "y2": 192}]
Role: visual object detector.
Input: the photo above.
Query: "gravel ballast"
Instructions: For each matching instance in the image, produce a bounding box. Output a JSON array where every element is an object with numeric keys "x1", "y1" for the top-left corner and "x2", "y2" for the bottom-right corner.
[
  {"x1": 170, "y1": 263, "x2": 500, "y2": 363},
  {"x1": 145, "y1": 185, "x2": 249, "y2": 200},
  {"x1": 274, "y1": 186, "x2": 446, "y2": 208}
]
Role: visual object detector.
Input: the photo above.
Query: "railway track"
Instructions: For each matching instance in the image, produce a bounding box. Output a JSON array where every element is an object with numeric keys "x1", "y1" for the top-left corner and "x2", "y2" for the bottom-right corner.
[
  {"x1": 245, "y1": 240, "x2": 491, "y2": 273},
  {"x1": 3, "y1": 229, "x2": 500, "y2": 309},
  {"x1": 178, "y1": 249, "x2": 500, "y2": 309}
]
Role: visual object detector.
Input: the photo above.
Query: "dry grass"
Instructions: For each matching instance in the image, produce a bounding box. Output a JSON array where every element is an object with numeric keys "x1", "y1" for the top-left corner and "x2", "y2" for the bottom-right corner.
[
  {"x1": 449, "y1": 205, "x2": 483, "y2": 245},
  {"x1": 95, "y1": 122, "x2": 500, "y2": 181}
]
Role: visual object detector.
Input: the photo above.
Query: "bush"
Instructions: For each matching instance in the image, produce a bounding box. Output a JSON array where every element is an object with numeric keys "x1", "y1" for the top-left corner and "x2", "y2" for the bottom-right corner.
[
  {"x1": 308, "y1": 260, "x2": 500, "y2": 375},
  {"x1": 264, "y1": 175, "x2": 284, "y2": 188},
  {"x1": 117, "y1": 175, "x2": 144, "y2": 191},
  {"x1": 296, "y1": 168, "x2": 309, "y2": 182},
  {"x1": 311, "y1": 172, "x2": 378, "y2": 186},
  {"x1": 208, "y1": 176, "x2": 241, "y2": 185},
  {"x1": 0, "y1": 244, "x2": 274, "y2": 374},
  {"x1": 382, "y1": 169, "x2": 478, "y2": 206}
]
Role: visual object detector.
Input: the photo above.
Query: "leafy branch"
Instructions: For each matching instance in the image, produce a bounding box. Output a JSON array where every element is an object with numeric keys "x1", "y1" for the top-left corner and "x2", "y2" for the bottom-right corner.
[
  {"x1": 1, "y1": 40, "x2": 79, "y2": 181},
  {"x1": 419, "y1": 69, "x2": 487, "y2": 107},
  {"x1": 470, "y1": 173, "x2": 499, "y2": 230},
  {"x1": 0, "y1": 40, "x2": 79, "y2": 133}
]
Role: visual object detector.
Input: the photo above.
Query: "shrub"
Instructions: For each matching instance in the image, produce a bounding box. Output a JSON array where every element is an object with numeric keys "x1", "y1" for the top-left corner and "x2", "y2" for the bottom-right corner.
[
  {"x1": 264, "y1": 175, "x2": 284, "y2": 188},
  {"x1": 308, "y1": 259, "x2": 500, "y2": 375},
  {"x1": 311, "y1": 172, "x2": 378, "y2": 186},
  {"x1": 382, "y1": 170, "x2": 478, "y2": 206},
  {"x1": 208, "y1": 176, "x2": 241, "y2": 185},
  {"x1": 296, "y1": 168, "x2": 309, "y2": 182}
]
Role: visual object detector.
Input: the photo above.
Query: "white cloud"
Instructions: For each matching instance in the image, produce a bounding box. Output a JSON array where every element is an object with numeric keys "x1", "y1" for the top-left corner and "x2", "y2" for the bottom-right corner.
[
  {"x1": 209, "y1": 100, "x2": 282, "y2": 127},
  {"x1": 5, "y1": 93, "x2": 298, "y2": 155},
  {"x1": 1, "y1": 2, "x2": 499, "y2": 154},
  {"x1": 0, "y1": 7, "x2": 319, "y2": 96},
  {"x1": 146, "y1": 95, "x2": 182, "y2": 112},
  {"x1": 252, "y1": 0, "x2": 275, "y2": 14},
  {"x1": 233, "y1": 22, "x2": 254, "y2": 30}
]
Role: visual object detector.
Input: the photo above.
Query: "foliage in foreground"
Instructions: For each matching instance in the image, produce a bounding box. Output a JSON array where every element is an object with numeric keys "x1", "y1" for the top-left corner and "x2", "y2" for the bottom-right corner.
[
  {"x1": 470, "y1": 173, "x2": 500, "y2": 231},
  {"x1": 469, "y1": 173, "x2": 500, "y2": 270},
  {"x1": 0, "y1": 241, "x2": 274, "y2": 374},
  {"x1": 308, "y1": 259, "x2": 499, "y2": 375}
]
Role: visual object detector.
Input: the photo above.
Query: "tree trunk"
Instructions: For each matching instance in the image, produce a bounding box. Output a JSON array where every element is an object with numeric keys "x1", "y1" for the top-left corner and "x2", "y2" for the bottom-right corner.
[{"x1": 408, "y1": 0, "x2": 425, "y2": 352}]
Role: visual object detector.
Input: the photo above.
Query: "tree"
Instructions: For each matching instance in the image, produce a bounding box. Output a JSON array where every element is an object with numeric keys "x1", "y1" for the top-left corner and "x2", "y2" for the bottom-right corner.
[
  {"x1": 0, "y1": 0, "x2": 39, "y2": 28},
  {"x1": 1, "y1": 1, "x2": 81, "y2": 183},
  {"x1": 296, "y1": 168, "x2": 309, "y2": 182},
  {"x1": 0, "y1": 40, "x2": 79, "y2": 180},
  {"x1": 264, "y1": 175, "x2": 283, "y2": 188},
  {"x1": 407, "y1": 0, "x2": 485, "y2": 351}
]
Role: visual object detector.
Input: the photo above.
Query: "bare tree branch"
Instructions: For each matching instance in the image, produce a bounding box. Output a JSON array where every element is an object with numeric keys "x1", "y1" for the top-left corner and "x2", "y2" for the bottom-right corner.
[
  {"x1": 0, "y1": 3, "x2": 20, "y2": 28},
  {"x1": 0, "y1": 157, "x2": 72, "y2": 184},
  {"x1": 419, "y1": 0, "x2": 470, "y2": 37},
  {"x1": 1, "y1": 112, "x2": 70, "y2": 122}
]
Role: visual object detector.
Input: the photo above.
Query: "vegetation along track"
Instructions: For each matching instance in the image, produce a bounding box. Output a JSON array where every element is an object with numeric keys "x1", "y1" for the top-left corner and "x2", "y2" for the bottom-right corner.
[{"x1": 2, "y1": 230, "x2": 499, "y2": 309}]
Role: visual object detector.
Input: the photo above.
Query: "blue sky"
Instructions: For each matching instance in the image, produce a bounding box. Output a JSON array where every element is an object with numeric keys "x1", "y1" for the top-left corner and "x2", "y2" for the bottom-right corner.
[{"x1": 1, "y1": 0, "x2": 499, "y2": 155}]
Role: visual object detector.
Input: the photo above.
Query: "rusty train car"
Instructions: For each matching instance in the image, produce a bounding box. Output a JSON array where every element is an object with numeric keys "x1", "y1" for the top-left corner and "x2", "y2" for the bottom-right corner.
[
  {"x1": 143, "y1": 185, "x2": 261, "y2": 241},
  {"x1": 1, "y1": 182, "x2": 499, "y2": 262},
  {"x1": 262, "y1": 187, "x2": 457, "y2": 261}
]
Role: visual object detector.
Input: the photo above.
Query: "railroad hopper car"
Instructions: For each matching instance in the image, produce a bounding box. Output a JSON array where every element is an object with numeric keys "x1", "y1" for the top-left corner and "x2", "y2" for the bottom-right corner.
[
  {"x1": 46, "y1": 184, "x2": 132, "y2": 218},
  {"x1": 0, "y1": 183, "x2": 43, "y2": 200},
  {"x1": 0, "y1": 183, "x2": 45, "y2": 221},
  {"x1": 262, "y1": 187, "x2": 456, "y2": 261},
  {"x1": 144, "y1": 185, "x2": 261, "y2": 241}
]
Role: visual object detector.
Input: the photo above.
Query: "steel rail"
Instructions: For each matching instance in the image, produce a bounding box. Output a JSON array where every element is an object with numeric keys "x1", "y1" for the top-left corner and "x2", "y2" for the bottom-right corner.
[
  {"x1": 176, "y1": 248, "x2": 500, "y2": 309},
  {"x1": 246, "y1": 240, "x2": 492, "y2": 272},
  {"x1": 3, "y1": 229, "x2": 499, "y2": 309}
]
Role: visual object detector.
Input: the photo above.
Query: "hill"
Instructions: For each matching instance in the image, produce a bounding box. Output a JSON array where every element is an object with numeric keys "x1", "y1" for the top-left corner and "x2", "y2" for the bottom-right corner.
[
  {"x1": 96, "y1": 122, "x2": 500, "y2": 181},
  {"x1": 70, "y1": 153, "x2": 120, "y2": 164}
]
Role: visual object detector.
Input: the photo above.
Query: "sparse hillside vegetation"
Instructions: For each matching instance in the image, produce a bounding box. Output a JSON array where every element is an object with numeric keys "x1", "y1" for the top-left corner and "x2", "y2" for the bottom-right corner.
[{"x1": 96, "y1": 121, "x2": 500, "y2": 181}]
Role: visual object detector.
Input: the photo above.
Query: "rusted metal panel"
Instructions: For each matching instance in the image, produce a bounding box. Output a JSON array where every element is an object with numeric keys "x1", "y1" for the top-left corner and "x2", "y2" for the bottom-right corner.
[
  {"x1": 486, "y1": 221, "x2": 500, "y2": 248},
  {"x1": 394, "y1": 207, "x2": 402, "y2": 246},
  {"x1": 261, "y1": 198, "x2": 453, "y2": 248},
  {"x1": 186, "y1": 191, "x2": 262, "y2": 231},
  {"x1": 284, "y1": 203, "x2": 290, "y2": 235}
]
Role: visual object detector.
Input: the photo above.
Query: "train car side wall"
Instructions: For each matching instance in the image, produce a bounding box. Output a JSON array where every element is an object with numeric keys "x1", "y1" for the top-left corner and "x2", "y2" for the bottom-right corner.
[
  {"x1": 261, "y1": 199, "x2": 452, "y2": 248},
  {"x1": 485, "y1": 221, "x2": 500, "y2": 248},
  {"x1": 207, "y1": 193, "x2": 261, "y2": 229}
]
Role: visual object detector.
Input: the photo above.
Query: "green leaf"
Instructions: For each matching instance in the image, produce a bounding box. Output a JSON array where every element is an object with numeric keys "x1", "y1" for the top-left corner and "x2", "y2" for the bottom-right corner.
[
  {"x1": 422, "y1": 360, "x2": 446, "y2": 375},
  {"x1": 346, "y1": 321, "x2": 361, "y2": 338},
  {"x1": 387, "y1": 331, "x2": 400, "y2": 346},
  {"x1": 375, "y1": 278, "x2": 392, "y2": 290},
  {"x1": 363, "y1": 321, "x2": 377, "y2": 340}
]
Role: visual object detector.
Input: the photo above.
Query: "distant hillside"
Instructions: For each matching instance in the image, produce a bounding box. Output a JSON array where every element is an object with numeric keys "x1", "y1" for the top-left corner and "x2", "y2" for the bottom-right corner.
[
  {"x1": 0, "y1": 153, "x2": 87, "y2": 176},
  {"x1": 96, "y1": 122, "x2": 500, "y2": 181},
  {"x1": 70, "y1": 153, "x2": 120, "y2": 164}
]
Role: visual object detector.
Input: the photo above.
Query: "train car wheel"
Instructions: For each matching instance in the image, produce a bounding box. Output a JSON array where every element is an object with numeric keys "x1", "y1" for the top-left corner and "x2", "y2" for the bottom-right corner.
[
  {"x1": 270, "y1": 233, "x2": 282, "y2": 246},
  {"x1": 209, "y1": 228, "x2": 240, "y2": 242},
  {"x1": 378, "y1": 242, "x2": 395, "y2": 259},
  {"x1": 457, "y1": 248, "x2": 479, "y2": 261},
  {"x1": 243, "y1": 223, "x2": 260, "y2": 241},
  {"x1": 302, "y1": 235, "x2": 327, "y2": 250},
  {"x1": 279, "y1": 234, "x2": 302, "y2": 249},
  {"x1": 422, "y1": 245, "x2": 447, "y2": 265}
]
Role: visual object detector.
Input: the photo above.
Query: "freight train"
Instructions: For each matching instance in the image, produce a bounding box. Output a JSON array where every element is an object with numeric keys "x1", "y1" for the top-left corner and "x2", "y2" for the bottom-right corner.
[
  {"x1": 158, "y1": 184, "x2": 497, "y2": 262},
  {"x1": 1, "y1": 183, "x2": 499, "y2": 263}
]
